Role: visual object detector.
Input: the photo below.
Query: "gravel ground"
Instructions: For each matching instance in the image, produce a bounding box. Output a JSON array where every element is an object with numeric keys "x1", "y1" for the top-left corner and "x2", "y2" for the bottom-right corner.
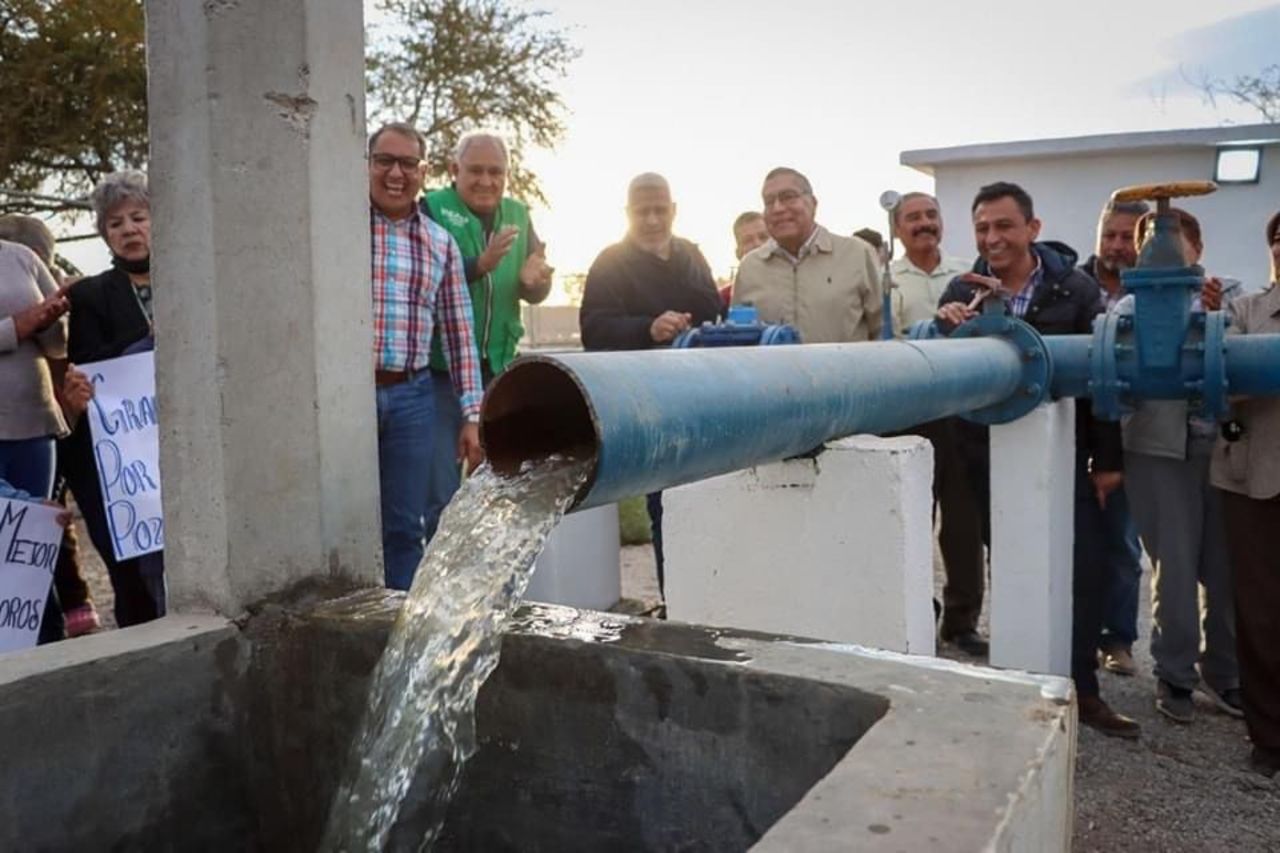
[{"x1": 74, "y1": 532, "x2": 1277, "y2": 849}]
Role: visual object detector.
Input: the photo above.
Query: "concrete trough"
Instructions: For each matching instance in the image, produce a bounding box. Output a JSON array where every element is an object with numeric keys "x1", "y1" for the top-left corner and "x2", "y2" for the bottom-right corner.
[{"x1": 0, "y1": 592, "x2": 1074, "y2": 851}]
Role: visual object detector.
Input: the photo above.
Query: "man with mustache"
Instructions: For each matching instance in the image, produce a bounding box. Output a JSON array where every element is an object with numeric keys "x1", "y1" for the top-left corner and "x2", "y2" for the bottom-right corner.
[
  {"x1": 936, "y1": 181, "x2": 1139, "y2": 739},
  {"x1": 1079, "y1": 200, "x2": 1149, "y2": 678},
  {"x1": 367, "y1": 122, "x2": 484, "y2": 590},
  {"x1": 732, "y1": 167, "x2": 882, "y2": 343},
  {"x1": 890, "y1": 193, "x2": 972, "y2": 336},
  {"x1": 890, "y1": 193, "x2": 987, "y2": 655}
]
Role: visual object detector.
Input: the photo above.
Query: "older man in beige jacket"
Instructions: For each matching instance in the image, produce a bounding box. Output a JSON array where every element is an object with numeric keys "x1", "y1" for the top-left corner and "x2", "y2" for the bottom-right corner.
[{"x1": 732, "y1": 167, "x2": 882, "y2": 342}]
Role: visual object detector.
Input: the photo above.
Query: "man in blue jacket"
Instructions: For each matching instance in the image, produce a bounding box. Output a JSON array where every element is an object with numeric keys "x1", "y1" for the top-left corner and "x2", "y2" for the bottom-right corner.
[{"x1": 936, "y1": 181, "x2": 1140, "y2": 740}]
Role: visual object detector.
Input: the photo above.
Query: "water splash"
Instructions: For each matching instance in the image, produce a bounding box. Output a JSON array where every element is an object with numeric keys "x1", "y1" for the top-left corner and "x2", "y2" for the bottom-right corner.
[{"x1": 321, "y1": 455, "x2": 591, "y2": 852}]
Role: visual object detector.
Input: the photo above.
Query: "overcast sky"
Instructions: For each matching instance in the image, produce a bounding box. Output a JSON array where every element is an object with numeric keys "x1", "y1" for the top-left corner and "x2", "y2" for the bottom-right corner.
[{"x1": 59, "y1": 1, "x2": 1280, "y2": 290}]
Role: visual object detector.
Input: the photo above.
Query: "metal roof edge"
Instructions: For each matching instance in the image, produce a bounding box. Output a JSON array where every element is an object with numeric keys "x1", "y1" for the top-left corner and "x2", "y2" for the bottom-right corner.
[{"x1": 900, "y1": 122, "x2": 1280, "y2": 173}]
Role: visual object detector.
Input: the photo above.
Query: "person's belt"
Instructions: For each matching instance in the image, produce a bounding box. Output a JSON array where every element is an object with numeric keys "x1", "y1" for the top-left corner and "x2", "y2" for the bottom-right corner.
[{"x1": 375, "y1": 369, "x2": 416, "y2": 386}]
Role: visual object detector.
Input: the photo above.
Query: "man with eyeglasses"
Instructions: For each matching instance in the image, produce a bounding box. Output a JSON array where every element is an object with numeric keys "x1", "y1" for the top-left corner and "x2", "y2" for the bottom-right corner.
[
  {"x1": 579, "y1": 172, "x2": 723, "y2": 611},
  {"x1": 732, "y1": 167, "x2": 882, "y2": 343},
  {"x1": 367, "y1": 121, "x2": 484, "y2": 590},
  {"x1": 420, "y1": 132, "x2": 553, "y2": 544}
]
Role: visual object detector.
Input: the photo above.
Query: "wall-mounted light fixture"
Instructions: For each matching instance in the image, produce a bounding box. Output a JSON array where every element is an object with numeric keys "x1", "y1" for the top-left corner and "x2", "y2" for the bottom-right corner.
[{"x1": 1214, "y1": 146, "x2": 1262, "y2": 184}]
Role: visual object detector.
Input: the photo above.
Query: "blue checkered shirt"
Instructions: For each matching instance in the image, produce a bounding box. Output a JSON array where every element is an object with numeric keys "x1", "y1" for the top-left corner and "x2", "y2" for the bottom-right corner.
[{"x1": 1007, "y1": 257, "x2": 1044, "y2": 318}]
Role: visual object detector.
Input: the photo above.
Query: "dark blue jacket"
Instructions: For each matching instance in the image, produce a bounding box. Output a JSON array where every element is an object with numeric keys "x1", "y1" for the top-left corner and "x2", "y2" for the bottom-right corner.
[{"x1": 937, "y1": 241, "x2": 1122, "y2": 472}]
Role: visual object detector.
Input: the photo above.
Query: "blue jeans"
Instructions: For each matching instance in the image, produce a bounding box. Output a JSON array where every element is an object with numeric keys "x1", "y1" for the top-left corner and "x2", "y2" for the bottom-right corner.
[
  {"x1": 1099, "y1": 485, "x2": 1143, "y2": 650},
  {"x1": 0, "y1": 436, "x2": 55, "y2": 499},
  {"x1": 376, "y1": 370, "x2": 436, "y2": 590},
  {"x1": 424, "y1": 371, "x2": 462, "y2": 546},
  {"x1": 0, "y1": 436, "x2": 62, "y2": 643}
]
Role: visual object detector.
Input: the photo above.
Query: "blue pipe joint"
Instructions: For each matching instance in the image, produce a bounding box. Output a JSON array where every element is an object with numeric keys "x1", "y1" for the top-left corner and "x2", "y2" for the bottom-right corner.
[
  {"x1": 672, "y1": 307, "x2": 800, "y2": 348},
  {"x1": 907, "y1": 319, "x2": 943, "y2": 340},
  {"x1": 948, "y1": 313, "x2": 1052, "y2": 424}
]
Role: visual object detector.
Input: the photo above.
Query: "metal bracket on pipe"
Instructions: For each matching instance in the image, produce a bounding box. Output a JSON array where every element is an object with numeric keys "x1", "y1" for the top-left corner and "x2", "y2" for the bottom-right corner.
[{"x1": 949, "y1": 314, "x2": 1053, "y2": 424}]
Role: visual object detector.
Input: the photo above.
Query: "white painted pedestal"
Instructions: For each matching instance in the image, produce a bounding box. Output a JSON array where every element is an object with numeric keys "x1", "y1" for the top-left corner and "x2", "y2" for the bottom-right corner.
[
  {"x1": 989, "y1": 399, "x2": 1076, "y2": 676},
  {"x1": 663, "y1": 435, "x2": 935, "y2": 655},
  {"x1": 526, "y1": 504, "x2": 621, "y2": 611}
]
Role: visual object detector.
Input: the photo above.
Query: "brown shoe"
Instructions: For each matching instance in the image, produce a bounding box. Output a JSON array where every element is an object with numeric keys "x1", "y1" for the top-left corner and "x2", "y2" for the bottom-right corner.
[
  {"x1": 1100, "y1": 646, "x2": 1137, "y2": 676},
  {"x1": 1079, "y1": 696, "x2": 1141, "y2": 740},
  {"x1": 1250, "y1": 747, "x2": 1280, "y2": 778}
]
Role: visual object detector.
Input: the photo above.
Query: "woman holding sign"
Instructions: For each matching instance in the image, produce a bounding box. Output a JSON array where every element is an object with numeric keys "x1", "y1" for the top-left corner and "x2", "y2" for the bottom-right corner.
[
  {"x1": 0, "y1": 234, "x2": 70, "y2": 644},
  {"x1": 61, "y1": 171, "x2": 165, "y2": 627}
]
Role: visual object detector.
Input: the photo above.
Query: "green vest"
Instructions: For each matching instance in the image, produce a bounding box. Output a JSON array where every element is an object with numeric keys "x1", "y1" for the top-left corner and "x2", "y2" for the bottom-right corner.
[{"x1": 424, "y1": 187, "x2": 530, "y2": 374}]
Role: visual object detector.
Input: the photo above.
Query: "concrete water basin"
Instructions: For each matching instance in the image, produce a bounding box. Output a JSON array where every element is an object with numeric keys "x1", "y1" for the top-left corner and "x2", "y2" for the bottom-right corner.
[{"x1": 0, "y1": 590, "x2": 1073, "y2": 851}]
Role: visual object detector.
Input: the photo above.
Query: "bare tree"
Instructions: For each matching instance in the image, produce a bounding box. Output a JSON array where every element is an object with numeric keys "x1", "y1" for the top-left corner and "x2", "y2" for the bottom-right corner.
[
  {"x1": 366, "y1": 0, "x2": 580, "y2": 204},
  {"x1": 1187, "y1": 64, "x2": 1280, "y2": 123}
]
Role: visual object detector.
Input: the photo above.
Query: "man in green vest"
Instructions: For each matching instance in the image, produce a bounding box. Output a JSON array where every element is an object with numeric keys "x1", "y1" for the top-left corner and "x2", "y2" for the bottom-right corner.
[{"x1": 422, "y1": 131, "x2": 553, "y2": 541}]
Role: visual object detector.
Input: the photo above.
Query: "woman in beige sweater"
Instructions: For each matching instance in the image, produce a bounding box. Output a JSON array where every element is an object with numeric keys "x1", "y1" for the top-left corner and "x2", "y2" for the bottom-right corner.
[{"x1": 0, "y1": 238, "x2": 69, "y2": 499}]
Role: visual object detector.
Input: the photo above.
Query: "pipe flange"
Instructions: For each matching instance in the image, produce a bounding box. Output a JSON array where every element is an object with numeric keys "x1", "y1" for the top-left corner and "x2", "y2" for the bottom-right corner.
[
  {"x1": 907, "y1": 319, "x2": 942, "y2": 340},
  {"x1": 671, "y1": 328, "x2": 699, "y2": 348},
  {"x1": 1090, "y1": 309, "x2": 1124, "y2": 420},
  {"x1": 1201, "y1": 309, "x2": 1229, "y2": 420},
  {"x1": 760, "y1": 324, "x2": 801, "y2": 346},
  {"x1": 950, "y1": 313, "x2": 1053, "y2": 424}
]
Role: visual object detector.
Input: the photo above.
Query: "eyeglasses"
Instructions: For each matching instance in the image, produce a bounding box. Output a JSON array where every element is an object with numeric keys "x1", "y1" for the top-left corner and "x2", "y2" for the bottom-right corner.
[
  {"x1": 370, "y1": 153, "x2": 424, "y2": 172},
  {"x1": 762, "y1": 189, "x2": 809, "y2": 208}
]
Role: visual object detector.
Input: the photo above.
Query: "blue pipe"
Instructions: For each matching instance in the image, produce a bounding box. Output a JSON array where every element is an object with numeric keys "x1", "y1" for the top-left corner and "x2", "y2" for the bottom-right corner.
[
  {"x1": 1225, "y1": 334, "x2": 1280, "y2": 396},
  {"x1": 483, "y1": 338, "x2": 1032, "y2": 510},
  {"x1": 1044, "y1": 335, "x2": 1092, "y2": 399}
]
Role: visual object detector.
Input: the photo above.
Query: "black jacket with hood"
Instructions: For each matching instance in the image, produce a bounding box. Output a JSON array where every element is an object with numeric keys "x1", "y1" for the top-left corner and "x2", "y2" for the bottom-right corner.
[{"x1": 936, "y1": 240, "x2": 1122, "y2": 473}]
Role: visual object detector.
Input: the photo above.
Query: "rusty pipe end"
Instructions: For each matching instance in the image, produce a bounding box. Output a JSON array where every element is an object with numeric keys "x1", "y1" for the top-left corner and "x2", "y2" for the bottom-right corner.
[{"x1": 480, "y1": 356, "x2": 600, "y2": 504}]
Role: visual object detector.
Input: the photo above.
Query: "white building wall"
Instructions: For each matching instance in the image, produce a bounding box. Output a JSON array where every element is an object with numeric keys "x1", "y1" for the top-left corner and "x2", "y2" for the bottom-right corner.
[{"x1": 931, "y1": 145, "x2": 1278, "y2": 292}]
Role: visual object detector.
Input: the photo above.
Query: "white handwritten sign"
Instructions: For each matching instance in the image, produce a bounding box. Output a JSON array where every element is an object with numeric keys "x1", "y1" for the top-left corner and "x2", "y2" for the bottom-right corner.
[
  {"x1": 0, "y1": 499, "x2": 60, "y2": 653},
  {"x1": 81, "y1": 351, "x2": 164, "y2": 562}
]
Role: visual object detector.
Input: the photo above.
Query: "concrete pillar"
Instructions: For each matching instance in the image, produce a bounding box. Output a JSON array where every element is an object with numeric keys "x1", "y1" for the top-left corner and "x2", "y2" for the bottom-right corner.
[
  {"x1": 146, "y1": 0, "x2": 380, "y2": 614},
  {"x1": 664, "y1": 435, "x2": 935, "y2": 655},
  {"x1": 989, "y1": 400, "x2": 1076, "y2": 676}
]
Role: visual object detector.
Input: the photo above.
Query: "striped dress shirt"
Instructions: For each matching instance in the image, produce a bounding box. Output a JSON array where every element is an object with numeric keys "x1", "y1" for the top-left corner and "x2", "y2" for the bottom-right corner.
[{"x1": 370, "y1": 207, "x2": 483, "y2": 418}]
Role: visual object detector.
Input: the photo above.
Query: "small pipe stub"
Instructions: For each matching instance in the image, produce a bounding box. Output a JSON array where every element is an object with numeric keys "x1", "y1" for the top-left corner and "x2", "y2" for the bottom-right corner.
[{"x1": 948, "y1": 314, "x2": 1053, "y2": 424}]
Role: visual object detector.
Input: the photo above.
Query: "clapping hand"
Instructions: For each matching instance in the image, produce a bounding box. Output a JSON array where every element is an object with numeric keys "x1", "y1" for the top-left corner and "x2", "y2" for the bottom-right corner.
[
  {"x1": 13, "y1": 283, "x2": 71, "y2": 342},
  {"x1": 478, "y1": 225, "x2": 520, "y2": 275}
]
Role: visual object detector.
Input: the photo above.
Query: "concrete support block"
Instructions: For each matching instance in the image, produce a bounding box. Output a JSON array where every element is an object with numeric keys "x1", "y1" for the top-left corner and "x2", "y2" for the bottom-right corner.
[
  {"x1": 526, "y1": 504, "x2": 621, "y2": 611},
  {"x1": 664, "y1": 435, "x2": 934, "y2": 655},
  {"x1": 145, "y1": 0, "x2": 380, "y2": 614},
  {"x1": 989, "y1": 399, "x2": 1076, "y2": 676}
]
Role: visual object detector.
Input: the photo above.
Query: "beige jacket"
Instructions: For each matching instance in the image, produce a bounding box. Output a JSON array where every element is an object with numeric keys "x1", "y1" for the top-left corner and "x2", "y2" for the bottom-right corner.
[
  {"x1": 732, "y1": 226, "x2": 883, "y2": 343},
  {"x1": 0, "y1": 240, "x2": 67, "y2": 441},
  {"x1": 1211, "y1": 285, "x2": 1280, "y2": 499}
]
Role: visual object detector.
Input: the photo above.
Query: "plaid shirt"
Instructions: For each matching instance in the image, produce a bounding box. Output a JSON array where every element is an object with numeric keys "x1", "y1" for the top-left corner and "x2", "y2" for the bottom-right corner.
[
  {"x1": 1008, "y1": 256, "x2": 1044, "y2": 318},
  {"x1": 370, "y1": 207, "x2": 483, "y2": 418}
]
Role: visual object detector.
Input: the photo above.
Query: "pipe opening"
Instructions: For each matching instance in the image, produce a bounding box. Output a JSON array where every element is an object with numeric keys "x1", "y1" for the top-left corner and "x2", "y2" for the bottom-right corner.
[{"x1": 481, "y1": 358, "x2": 599, "y2": 486}]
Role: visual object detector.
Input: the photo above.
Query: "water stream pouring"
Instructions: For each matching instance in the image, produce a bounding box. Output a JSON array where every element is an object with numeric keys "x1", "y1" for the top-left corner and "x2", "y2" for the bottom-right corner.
[{"x1": 321, "y1": 457, "x2": 591, "y2": 851}]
